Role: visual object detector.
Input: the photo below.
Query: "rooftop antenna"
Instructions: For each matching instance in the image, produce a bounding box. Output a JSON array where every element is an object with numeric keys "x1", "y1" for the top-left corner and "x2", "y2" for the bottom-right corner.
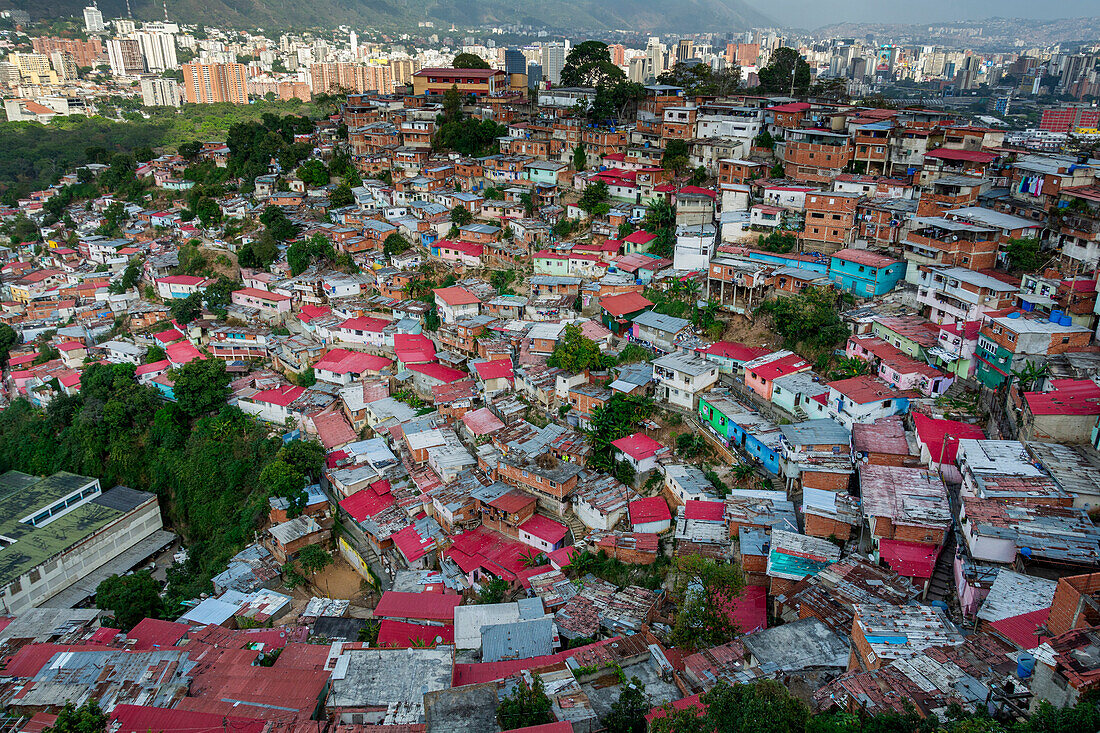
[
  {"x1": 125, "y1": 0, "x2": 132, "y2": 18},
  {"x1": 163, "y1": 0, "x2": 168, "y2": 21}
]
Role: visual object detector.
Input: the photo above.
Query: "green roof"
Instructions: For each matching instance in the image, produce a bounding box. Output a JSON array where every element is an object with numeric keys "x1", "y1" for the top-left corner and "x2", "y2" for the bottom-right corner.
[{"x1": 0, "y1": 471, "x2": 135, "y2": 588}]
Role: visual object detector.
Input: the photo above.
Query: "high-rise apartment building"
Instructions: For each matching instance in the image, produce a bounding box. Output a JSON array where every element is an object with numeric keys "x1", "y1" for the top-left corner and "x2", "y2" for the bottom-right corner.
[
  {"x1": 135, "y1": 31, "x2": 177, "y2": 72},
  {"x1": 9, "y1": 53, "x2": 58, "y2": 85},
  {"x1": 182, "y1": 62, "x2": 249, "y2": 104},
  {"x1": 140, "y1": 76, "x2": 181, "y2": 107},
  {"x1": 676, "y1": 39, "x2": 694, "y2": 64},
  {"x1": 32, "y1": 37, "x2": 104, "y2": 68},
  {"x1": 311, "y1": 62, "x2": 393, "y2": 94},
  {"x1": 541, "y1": 43, "x2": 566, "y2": 85},
  {"x1": 106, "y1": 38, "x2": 144, "y2": 76},
  {"x1": 83, "y1": 5, "x2": 105, "y2": 33}
]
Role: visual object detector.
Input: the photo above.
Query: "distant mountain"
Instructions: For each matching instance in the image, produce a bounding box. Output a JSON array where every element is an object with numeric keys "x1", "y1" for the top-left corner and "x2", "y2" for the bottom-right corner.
[{"x1": 4, "y1": 0, "x2": 774, "y2": 32}]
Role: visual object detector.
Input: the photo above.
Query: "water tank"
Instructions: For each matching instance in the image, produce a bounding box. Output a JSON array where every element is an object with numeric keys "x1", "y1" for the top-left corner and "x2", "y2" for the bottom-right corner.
[
  {"x1": 1049, "y1": 309, "x2": 1063, "y2": 323},
  {"x1": 1017, "y1": 652, "x2": 1036, "y2": 679},
  {"x1": 1007, "y1": 311, "x2": 1021, "y2": 319},
  {"x1": 1060, "y1": 314, "x2": 1073, "y2": 327}
]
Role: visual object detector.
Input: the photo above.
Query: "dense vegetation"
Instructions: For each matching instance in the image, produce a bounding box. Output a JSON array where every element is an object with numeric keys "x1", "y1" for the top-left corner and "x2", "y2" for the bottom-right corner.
[
  {"x1": 651, "y1": 678, "x2": 1100, "y2": 733},
  {"x1": 0, "y1": 100, "x2": 326, "y2": 202},
  {"x1": 0, "y1": 361, "x2": 322, "y2": 610}
]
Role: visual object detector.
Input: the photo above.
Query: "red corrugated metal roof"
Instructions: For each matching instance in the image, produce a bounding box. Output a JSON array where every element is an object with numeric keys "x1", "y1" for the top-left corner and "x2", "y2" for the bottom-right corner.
[
  {"x1": 433, "y1": 286, "x2": 481, "y2": 305},
  {"x1": 926, "y1": 147, "x2": 998, "y2": 163},
  {"x1": 453, "y1": 637, "x2": 618, "y2": 686},
  {"x1": 376, "y1": 620, "x2": 454, "y2": 648},
  {"x1": 911, "y1": 411, "x2": 985, "y2": 463},
  {"x1": 751, "y1": 353, "x2": 810, "y2": 381},
  {"x1": 989, "y1": 607, "x2": 1051, "y2": 650},
  {"x1": 600, "y1": 291, "x2": 653, "y2": 317},
  {"x1": 629, "y1": 496, "x2": 672, "y2": 524},
  {"x1": 339, "y1": 486, "x2": 397, "y2": 521},
  {"x1": 1024, "y1": 379, "x2": 1100, "y2": 416},
  {"x1": 408, "y1": 363, "x2": 468, "y2": 383},
  {"x1": 519, "y1": 515, "x2": 568, "y2": 544},
  {"x1": 878, "y1": 539, "x2": 940, "y2": 579},
  {"x1": 374, "y1": 591, "x2": 462, "y2": 622},
  {"x1": 110, "y1": 704, "x2": 266, "y2": 733},
  {"x1": 684, "y1": 501, "x2": 725, "y2": 522},
  {"x1": 611, "y1": 432, "x2": 665, "y2": 461}
]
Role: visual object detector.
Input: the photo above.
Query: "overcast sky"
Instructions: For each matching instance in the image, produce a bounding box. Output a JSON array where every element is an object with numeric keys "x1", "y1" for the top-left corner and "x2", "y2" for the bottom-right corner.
[{"x1": 759, "y1": 0, "x2": 1099, "y2": 29}]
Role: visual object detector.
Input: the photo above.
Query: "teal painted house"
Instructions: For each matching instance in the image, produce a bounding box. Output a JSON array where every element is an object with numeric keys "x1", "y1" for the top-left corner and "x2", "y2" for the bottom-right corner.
[{"x1": 828, "y1": 248, "x2": 906, "y2": 297}]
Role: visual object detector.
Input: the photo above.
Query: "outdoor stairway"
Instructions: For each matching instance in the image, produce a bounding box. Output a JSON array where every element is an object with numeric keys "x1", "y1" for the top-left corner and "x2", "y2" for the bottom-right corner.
[
  {"x1": 926, "y1": 532, "x2": 956, "y2": 602},
  {"x1": 563, "y1": 511, "x2": 589, "y2": 546}
]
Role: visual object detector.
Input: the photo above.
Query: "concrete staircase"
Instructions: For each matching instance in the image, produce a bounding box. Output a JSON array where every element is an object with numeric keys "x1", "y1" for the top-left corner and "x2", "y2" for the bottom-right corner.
[
  {"x1": 926, "y1": 532, "x2": 956, "y2": 603},
  {"x1": 562, "y1": 511, "x2": 590, "y2": 546}
]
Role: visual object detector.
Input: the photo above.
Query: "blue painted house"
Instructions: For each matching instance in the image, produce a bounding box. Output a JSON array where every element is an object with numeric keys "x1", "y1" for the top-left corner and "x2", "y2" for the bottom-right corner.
[
  {"x1": 699, "y1": 390, "x2": 784, "y2": 475},
  {"x1": 828, "y1": 248, "x2": 906, "y2": 297}
]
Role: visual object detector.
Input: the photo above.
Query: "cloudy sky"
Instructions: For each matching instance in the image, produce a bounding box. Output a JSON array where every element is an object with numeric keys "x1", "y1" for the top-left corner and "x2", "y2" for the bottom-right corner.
[{"x1": 758, "y1": 0, "x2": 1099, "y2": 28}]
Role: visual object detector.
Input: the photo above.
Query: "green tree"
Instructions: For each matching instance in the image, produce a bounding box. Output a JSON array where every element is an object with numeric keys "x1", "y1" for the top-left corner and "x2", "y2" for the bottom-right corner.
[
  {"x1": 759, "y1": 230, "x2": 797, "y2": 253},
  {"x1": 260, "y1": 205, "x2": 299, "y2": 241},
  {"x1": 238, "y1": 230, "x2": 280, "y2": 269},
  {"x1": 297, "y1": 158, "x2": 329, "y2": 186},
  {"x1": 169, "y1": 292, "x2": 203, "y2": 325},
  {"x1": 383, "y1": 233, "x2": 412, "y2": 257},
  {"x1": 145, "y1": 344, "x2": 167, "y2": 363},
  {"x1": 702, "y1": 679, "x2": 808, "y2": 733},
  {"x1": 757, "y1": 47, "x2": 812, "y2": 96},
  {"x1": 1004, "y1": 236, "x2": 1045, "y2": 273},
  {"x1": 451, "y1": 204, "x2": 474, "y2": 227},
  {"x1": 676, "y1": 432, "x2": 709, "y2": 459},
  {"x1": 0, "y1": 323, "x2": 20, "y2": 367},
  {"x1": 756, "y1": 286, "x2": 849, "y2": 353},
  {"x1": 573, "y1": 144, "x2": 587, "y2": 171},
  {"x1": 587, "y1": 394, "x2": 655, "y2": 470},
  {"x1": 475, "y1": 577, "x2": 509, "y2": 604},
  {"x1": 172, "y1": 357, "x2": 230, "y2": 417},
  {"x1": 560, "y1": 41, "x2": 624, "y2": 88},
  {"x1": 578, "y1": 180, "x2": 611, "y2": 216},
  {"x1": 44, "y1": 700, "x2": 108, "y2": 733},
  {"x1": 297, "y1": 544, "x2": 332, "y2": 575},
  {"x1": 657, "y1": 63, "x2": 742, "y2": 96},
  {"x1": 261, "y1": 458, "x2": 307, "y2": 516},
  {"x1": 661, "y1": 139, "x2": 690, "y2": 175},
  {"x1": 442, "y1": 84, "x2": 464, "y2": 122},
  {"x1": 452, "y1": 52, "x2": 489, "y2": 69},
  {"x1": 670, "y1": 554, "x2": 745, "y2": 650},
  {"x1": 178, "y1": 140, "x2": 202, "y2": 160},
  {"x1": 642, "y1": 198, "x2": 676, "y2": 258},
  {"x1": 297, "y1": 367, "x2": 316, "y2": 387},
  {"x1": 548, "y1": 323, "x2": 607, "y2": 372},
  {"x1": 497, "y1": 675, "x2": 553, "y2": 730},
  {"x1": 95, "y1": 571, "x2": 164, "y2": 631},
  {"x1": 330, "y1": 183, "x2": 354, "y2": 208},
  {"x1": 604, "y1": 678, "x2": 650, "y2": 733},
  {"x1": 650, "y1": 705, "x2": 709, "y2": 733},
  {"x1": 753, "y1": 129, "x2": 776, "y2": 150}
]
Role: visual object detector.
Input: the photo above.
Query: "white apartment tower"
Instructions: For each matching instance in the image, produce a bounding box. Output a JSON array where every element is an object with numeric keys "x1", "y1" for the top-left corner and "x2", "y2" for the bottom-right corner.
[{"x1": 83, "y1": 4, "x2": 105, "y2": 33}]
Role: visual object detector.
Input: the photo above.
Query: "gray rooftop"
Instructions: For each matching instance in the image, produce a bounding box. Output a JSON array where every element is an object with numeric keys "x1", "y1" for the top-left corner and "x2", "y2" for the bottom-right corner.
[{"x1": 741, "y1": 617, "x2": 849, "y2": 671}]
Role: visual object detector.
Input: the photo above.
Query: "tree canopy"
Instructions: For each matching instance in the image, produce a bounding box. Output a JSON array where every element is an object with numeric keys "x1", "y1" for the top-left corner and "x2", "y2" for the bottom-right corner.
[
  {"x1": 661, "y1": 139, "x2": 691, "y2": 175},
  {"x1": 44, "y1": 700, "x2": 108, "y2": 733},
  {"x1": 756, "y1": 286, "x2": 849, "y2": 353},
  {"x1": 95, "y1": 571, "x2": 164, "y2": 631},
  {"x1": 548, "y1": 323, "x2": 609, "y2": 373},
  {"x1": 658, "y1": 63, "x2": 742, "y2": 96},
  {"x1": 172, "y1": 357, "x2": 231, "y2": 418},
  {"x1": 452, "y1": 52, "x2": 490, "y2": 69},
  {"x1": 560, "y1": 41, "x2": 625, "y2": 88},
  {"x1": 587, "y1": 393, "x2": 655, "y2": 470},
  {"x1": 670, "y1": 554, "x2": 745, "y2": 650},
  {"x1": 497, "y1": 675, "x2": 553, "y2": 730},
  {"x1": 1004, "y1": 236, "x2": 1045, "y2": 273},
  {"x1": 756, "y1": 47, "x2": 812, "y2": 96}
]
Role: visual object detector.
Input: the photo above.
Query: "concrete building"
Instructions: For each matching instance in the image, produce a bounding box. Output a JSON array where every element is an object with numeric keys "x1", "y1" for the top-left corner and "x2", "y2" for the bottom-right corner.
[
  {"x1": 182, "y1": 62, "x2": 248, "y2": 104},
  {"x1": 0, "y1": 471, "x2": 167, "y2": 614},
  {"x1": 140, "y1": 76, "x2": 180, "y2": 107}
]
